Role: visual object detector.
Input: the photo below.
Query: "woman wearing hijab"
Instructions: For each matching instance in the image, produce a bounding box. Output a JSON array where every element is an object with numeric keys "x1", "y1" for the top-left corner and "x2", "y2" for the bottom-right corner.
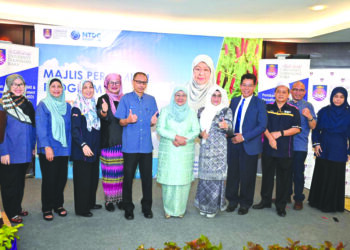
[
  {"x1": 0, "y1": 74, "x2": 35, "y2": 223},
  {"x1": 71, "y1": 80, "x2": 101, "y2": 217},
  {"x1": 36, "y1": 78, "x2": 71, "y2": 221},
  {"x1": 308, "y1": 87, "x2": 350, "y2": 212},
  {"x1": 156, "y1": 86, "x2": 200, "y2": 218},
  {"x1": 96, "y1": 73, "x2": 124, "y2": 212},
  {"x1": 194, "y1": 86, "x2": 232, "y2": 218},
  {"x1": 188, "y1": 54, "x2": 216, "y2": 112}
]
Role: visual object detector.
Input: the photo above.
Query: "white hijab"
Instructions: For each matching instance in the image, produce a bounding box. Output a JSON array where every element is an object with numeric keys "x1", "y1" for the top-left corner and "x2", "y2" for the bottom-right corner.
[
  {"x1": 199, "y1": 86, "x2": 229, "y2": 139},
  {"x1": 188, "y1": 55, "x2": 216, "y2": 111}
]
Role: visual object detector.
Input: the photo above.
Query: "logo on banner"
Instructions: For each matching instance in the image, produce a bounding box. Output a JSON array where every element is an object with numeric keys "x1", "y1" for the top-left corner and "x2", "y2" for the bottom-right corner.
[
  {"x1": 312, "y1": 85, "x2": 327, "y2": 101},
  {"x1": 0, "y1": 49, "x2": 6, "y2": 65},
  {"x1": 43, "y1": 29, "x2": 52, "y2": 39},
  {"x1": 266, "y1": 64, "x2": 278, "y2": 78},
  {"x1": 71, "y1": 31, "x2": 81, "y2": 40}
]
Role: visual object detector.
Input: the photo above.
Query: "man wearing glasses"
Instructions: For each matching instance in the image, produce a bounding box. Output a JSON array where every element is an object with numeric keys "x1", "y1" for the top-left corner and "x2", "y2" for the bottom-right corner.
[
  {"x1": 226, "y1": 73, "x2": 267, "y2": 215},
  {"x1": 288, "y1": 81, "x2": 316, "y2": 210},
  {"x1": 115, "y1": 72, "x2": 158, "y2": 220}
]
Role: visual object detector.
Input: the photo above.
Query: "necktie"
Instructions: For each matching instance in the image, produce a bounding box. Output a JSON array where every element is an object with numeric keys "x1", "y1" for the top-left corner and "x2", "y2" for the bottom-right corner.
[{"x1": 234, "y1": 98, "x2": 245, "y2": 133}]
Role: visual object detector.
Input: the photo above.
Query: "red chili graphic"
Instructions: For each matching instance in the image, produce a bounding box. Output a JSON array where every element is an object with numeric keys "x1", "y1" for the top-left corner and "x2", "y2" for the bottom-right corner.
[
  {"x1": 217, "y1": 71, "x2": 222, "y2": 85},
  {"x1": 230, "y1": 77, "x2": 236, "y2": 93},
  {"x1": 241, "y1": 38, "x2": 245, "y2": 55},
  {"x1": 255, "y1": 44, "x2": 260, "y2": 56},
  {"x1": 244, "y1": 39, "x2": 249, "y2": 54},
  {"x1": 235, "y1": 46, "x2": 241, "y2": 58}
]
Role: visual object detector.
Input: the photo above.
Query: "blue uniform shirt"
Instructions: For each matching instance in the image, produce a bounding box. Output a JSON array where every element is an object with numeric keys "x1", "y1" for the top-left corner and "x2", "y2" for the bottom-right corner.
[
  {"x1": 288, "y1": 99, "x2": 316, "y2": 152},
  {"x1": 115, "y1": 91, "x2": 158, "y2": 153},
  {"x1": 263, "y1": 102, "x2": 301, "y2": 158}
]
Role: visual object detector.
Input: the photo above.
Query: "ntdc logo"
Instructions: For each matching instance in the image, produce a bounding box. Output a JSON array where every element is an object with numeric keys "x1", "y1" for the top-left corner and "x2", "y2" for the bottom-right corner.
[{"x1": 71, "y1": 31, "x2": 81, "y2": 40}]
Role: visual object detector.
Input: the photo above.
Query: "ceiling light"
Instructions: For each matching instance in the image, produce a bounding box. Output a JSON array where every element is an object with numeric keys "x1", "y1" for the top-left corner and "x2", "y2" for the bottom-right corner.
[{"x1": 310, "y1": 5, "x2": 327, "y2": 11}]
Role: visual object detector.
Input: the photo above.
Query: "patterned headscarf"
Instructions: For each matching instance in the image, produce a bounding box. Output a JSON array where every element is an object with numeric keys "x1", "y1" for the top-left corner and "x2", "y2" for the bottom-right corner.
[
  {"x1": 104, "y1": 73, "x2": 123, "y2": 115},
  {"x1": 42, "y1": 78, "x2": 68, "y2": 147},
  {"x1": 73, "y1": 79, "x2": 100, "y2": 131},
  {"x1": 1, "y1": 74, "x2": 34, "y2": 125},
  {"x1": 199, "y1": 85, "x2": 229, "y2": 135},
  {"x1": 188, "y1": 55, "x2": 216, "y2": 111}
]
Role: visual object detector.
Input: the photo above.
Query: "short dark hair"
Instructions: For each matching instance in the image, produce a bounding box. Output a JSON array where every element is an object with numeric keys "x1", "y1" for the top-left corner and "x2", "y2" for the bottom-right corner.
[
  {"x1": 133, "y1": 72, "x2": 148, "y2": 82},
  {"x1": 240, "y1": 73, "x2": 257, "y2": 85}
]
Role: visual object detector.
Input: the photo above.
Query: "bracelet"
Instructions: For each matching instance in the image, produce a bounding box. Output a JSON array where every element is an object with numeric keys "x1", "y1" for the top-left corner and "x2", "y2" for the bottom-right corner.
[
  {"x1": 308, "y1": 118, "x2": 314, "y2": 122},
  {"x1": 81, "y1": 142, "x2": 87, "y2": 148},
  {"x1": 280, "y1": 130, "x2": 284, "y2": 137}
]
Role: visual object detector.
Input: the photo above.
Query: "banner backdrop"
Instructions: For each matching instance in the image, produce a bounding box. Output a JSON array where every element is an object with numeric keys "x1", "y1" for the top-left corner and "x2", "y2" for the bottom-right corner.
[
  {"x1": 0, "y1": 43, "x2": 39, "y2": 104},
  {"x1": 258, "y1": 59, "x2": 310, "y2": 103},
  {"x1": 35, "y1": 24, "x2": 263, "y2": 178},
  {"x1": 306, "y1": 69, "x2": 350, "y2": 197}
]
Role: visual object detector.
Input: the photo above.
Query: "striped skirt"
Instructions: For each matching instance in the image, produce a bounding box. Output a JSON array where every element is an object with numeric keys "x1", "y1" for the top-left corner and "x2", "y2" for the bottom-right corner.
[{"x1": 100, "y1": 145, "x2": 123, "y2": 203}]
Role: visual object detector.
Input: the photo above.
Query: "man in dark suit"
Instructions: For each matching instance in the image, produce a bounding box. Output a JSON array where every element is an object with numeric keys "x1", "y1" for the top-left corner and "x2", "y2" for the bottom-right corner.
[{"x1": 225, "y1": 73, "x2": 267, "y2": 215}]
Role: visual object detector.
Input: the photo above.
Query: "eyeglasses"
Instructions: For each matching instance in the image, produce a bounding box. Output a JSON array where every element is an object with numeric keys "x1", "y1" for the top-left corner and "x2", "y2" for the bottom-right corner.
[
  {"x1": 134, "y1": 80, "x2": 148, "y2": 85},
  {"x1": 109, "y1": 81, "x2": 121, "y2": 86},
  {"x1": 12, "y1": 83, "x2": 25, "y2": 88},
  {"x1": 292, "y1": 88, "x2": 305, "y2": 92},
  {"x1": 212, "y1": 94, "x2": 222, "y2": 98},
  {"x1": 175, "y1": 94, "x2": 187, "y2": 98}
]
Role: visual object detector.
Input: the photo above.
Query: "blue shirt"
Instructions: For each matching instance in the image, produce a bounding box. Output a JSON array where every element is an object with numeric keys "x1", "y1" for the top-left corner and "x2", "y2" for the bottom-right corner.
[
  {"x1": 115, "y1": 91, "x2": 158, "y2": 153},
  {"x1": 288, "y1": 99, "x2": 316, "y2": 152},
  {"x1": 0, "y1": 105, "x2": 36, "y2": 164},
  {"x1": 36, "y1": 101, "x2": 71, "y2": 156}
]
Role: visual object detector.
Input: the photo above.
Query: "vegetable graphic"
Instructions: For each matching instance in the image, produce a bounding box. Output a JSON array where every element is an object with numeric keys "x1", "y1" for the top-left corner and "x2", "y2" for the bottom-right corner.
[{"x1": 216, "y1": 38, "x2": 263, "y2": 99}]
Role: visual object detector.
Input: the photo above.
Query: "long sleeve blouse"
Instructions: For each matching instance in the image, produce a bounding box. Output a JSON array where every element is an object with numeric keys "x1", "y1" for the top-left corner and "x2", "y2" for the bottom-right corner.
[
  {"x1": 71, "y1": 107, "x2": 100, "y2": 162},
  {"x1": 0, "y1": 105, "x2": 35, "y2": 164},
  {"x1": 312, "y1": 106, "x2": 350, "y2": 163},
  {"x1": 156, "y1": 107, "x2": 200, "y2": 185},
  {"x1": 36, "y1": 101, "x2": 71, "y2": 156}
]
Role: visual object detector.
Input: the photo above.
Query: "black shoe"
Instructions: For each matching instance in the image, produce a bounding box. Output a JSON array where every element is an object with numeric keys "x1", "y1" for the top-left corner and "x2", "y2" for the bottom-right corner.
[
  {"x1": 277, "y1": 209, "x2": 286, "y2": 217},
  {"x1": 105, "y1": 202, "x2": 115, "y2": 212},
  {"x1": 226, "y1": 204, "x2": 238, "y2": 212},
  {"x1": 238, "y1": 207, "x2": 249, "y2": 215},
  {"x1": 124, "y1": 210, "x2": 134, "y2": 220},
  {"x1": 77, "y1": 212, "x2": 93, "y2": 217},
  {"x1": 116, "y1": 201, "x2": 123, "y2": 210},
  {"x1": 252, "y1": 201, "x2": 271, "y2": 209},
  {"x1": 143, "y1": 210, "x2": 153, "y2": 219},
  {"x1": 91, "y1": 204, "x2": 102, "y2": 209}
]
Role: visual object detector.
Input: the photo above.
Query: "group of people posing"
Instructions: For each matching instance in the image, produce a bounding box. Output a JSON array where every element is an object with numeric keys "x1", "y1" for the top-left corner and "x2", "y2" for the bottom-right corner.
[{"x1": 1, "y1": 54, "x2": 349, "y2": 224}]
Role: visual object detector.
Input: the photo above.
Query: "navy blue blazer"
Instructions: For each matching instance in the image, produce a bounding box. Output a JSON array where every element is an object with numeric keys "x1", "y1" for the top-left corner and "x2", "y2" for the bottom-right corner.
[{"x1": 228, "y1": 95, "x2": 267, "y2": 155}]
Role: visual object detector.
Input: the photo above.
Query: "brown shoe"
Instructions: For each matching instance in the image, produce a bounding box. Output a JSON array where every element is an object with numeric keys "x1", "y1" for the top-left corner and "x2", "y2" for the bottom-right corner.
[{"x1": 293, "y1": 201, "x2": 303, "y2": 210}]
